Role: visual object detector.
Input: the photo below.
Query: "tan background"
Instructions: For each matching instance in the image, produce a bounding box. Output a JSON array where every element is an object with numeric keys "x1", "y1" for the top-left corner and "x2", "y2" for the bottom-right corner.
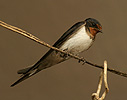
[{"x1": 0, "y1": 0, "x2": 127, "y2": 100}]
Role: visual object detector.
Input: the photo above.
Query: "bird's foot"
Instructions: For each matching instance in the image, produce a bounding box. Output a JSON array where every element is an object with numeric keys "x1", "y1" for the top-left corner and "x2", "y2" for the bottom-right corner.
[
  {"x1": 60, "y1": 48, "x2": 70, "y2": 59},
  {"x1": 78, "y1": 57, "x2": 86, "y2": 65}
]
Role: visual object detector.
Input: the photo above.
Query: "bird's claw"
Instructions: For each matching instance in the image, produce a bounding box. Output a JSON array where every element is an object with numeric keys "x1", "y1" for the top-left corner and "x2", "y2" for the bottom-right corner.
[
  {"x1": 78, "y1": 57, "x2": 86, "y2": 65},
  {"x1": 60, "y1": 49, "x2": 70, "y2": 59}
]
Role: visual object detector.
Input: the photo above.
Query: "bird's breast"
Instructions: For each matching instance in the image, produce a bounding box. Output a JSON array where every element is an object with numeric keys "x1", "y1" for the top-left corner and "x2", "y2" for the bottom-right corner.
[{"x1": 60, "y1": 27, "x2": 93, "y2": 54}]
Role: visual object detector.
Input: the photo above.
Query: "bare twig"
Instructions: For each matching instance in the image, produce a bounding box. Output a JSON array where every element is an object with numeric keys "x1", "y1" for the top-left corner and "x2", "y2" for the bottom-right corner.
[
  {"x1": 92, "y1": 60, "x2": 109, "y2": 100},
  {"x1": 0, "y1": 20, "x2": 127, "y2": 78}
]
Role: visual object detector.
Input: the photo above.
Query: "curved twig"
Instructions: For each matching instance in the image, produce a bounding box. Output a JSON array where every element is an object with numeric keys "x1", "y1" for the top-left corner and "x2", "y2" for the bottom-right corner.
[{"x1": 92, "y1": 60, "x2": 109, "y2": 100}]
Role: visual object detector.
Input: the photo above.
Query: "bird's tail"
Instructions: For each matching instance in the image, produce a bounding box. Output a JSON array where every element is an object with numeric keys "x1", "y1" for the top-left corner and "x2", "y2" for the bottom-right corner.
[
  {"x1": 10, "y1": 66, "x2": 41, "y2": 87},
  {"x1": 17, "y1": 66, "x2": 32, "y2": 74},
  {"x1": 11, "y1": 49, "x2": 67, "y2": 87}
]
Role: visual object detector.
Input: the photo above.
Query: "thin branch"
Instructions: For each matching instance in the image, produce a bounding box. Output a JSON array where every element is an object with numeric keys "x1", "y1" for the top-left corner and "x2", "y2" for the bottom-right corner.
[
  {"x1": 103, "y1": 61, "x2": 109, "y2": 92},
  {"x1": 96, "y1": 71, "x2": 103, "y2": 95},
  {"x1": 0, "y1": 20, "x2": 127, "y2": 78},
  {"x1": 100, "y1": 61, "x2": 109, "y2": 100},
  {"x1": 92, "y1": 60, "x2": 109, "y2": 100}
]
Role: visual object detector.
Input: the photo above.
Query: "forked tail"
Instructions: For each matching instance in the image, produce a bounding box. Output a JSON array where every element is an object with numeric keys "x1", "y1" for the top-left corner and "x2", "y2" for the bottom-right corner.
[{"x1": 10, "y1": 66, "x2": 41, "y2": 87}]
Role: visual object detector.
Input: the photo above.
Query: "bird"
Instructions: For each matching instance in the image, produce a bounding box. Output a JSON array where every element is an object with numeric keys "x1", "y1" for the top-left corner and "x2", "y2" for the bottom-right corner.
[{"x1": 11, "y1": 18, "x2": 102, "y2": 87}]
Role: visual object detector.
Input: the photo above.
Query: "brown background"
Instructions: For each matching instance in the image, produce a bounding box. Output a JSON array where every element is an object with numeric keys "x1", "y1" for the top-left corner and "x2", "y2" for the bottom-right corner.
[{"x1": 0, "y1": 0, "x2": 127, "y2": 100}]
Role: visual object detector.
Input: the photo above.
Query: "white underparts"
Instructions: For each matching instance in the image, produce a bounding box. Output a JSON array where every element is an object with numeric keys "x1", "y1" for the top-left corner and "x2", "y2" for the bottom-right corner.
[{"x1": 60, "y1": 27, "x2": 93, "y2": 54}]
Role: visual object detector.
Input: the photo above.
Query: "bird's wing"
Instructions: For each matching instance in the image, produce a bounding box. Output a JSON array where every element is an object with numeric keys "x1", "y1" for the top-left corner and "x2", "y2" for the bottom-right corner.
[
  {"x1": 53, "y1": 21, "x2": 85, "y2": 48},
  {"x1": 39, "y1": 21, "x2": 85, "y2": 59},
  {"x1": 10, "y1": 21, "x2": 85, "y2": 87}
]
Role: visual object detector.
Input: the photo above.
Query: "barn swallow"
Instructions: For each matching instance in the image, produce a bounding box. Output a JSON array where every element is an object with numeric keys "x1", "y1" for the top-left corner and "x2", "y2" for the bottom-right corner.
[{"x1": 11, "y1": 18, "x2": 102, "y2": 87}]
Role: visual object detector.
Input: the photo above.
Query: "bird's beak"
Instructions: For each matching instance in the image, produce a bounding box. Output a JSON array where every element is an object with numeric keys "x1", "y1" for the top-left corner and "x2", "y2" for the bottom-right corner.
[
  {"x1": 95, "y1": 28, "x2": 103, "y2": 33},
  {"x1": 99, "y1": 29, "x2": 103, "y2": 33},
  {"x1": 96, "y1": 24, "x2": 102, "y2": 33}
]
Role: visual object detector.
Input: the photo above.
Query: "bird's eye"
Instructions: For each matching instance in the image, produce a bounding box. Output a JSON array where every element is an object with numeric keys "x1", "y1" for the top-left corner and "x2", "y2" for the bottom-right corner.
[
  {"x1": 92, "y1": 23, "x2": 96, "y2": 26},
  {"x1": 93, "y1": 23, "x2": 97, "y2": 27}
]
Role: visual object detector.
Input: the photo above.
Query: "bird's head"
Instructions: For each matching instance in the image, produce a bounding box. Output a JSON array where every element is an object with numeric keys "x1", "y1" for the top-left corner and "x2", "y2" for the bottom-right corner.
[{"x1": 85, "y1": 18, "x2": 102, "y2": 38}]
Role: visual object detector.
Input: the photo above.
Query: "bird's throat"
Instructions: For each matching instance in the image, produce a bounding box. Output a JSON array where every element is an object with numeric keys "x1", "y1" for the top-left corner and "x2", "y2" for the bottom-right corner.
[{"x1": 87, "y1": 27, "x2": 99, "y2": 40}]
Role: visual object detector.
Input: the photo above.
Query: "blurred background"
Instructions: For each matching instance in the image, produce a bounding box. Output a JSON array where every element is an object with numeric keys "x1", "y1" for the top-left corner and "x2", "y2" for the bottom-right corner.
[{"x1": 0, "y1": 0, "x2": 127, "y2": 100}]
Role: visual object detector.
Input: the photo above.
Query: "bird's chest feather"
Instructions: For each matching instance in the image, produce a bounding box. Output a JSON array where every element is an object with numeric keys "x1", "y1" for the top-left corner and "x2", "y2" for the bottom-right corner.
[{"x1": 60, "y1": 27, "x2": 93, "y2": 54}]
